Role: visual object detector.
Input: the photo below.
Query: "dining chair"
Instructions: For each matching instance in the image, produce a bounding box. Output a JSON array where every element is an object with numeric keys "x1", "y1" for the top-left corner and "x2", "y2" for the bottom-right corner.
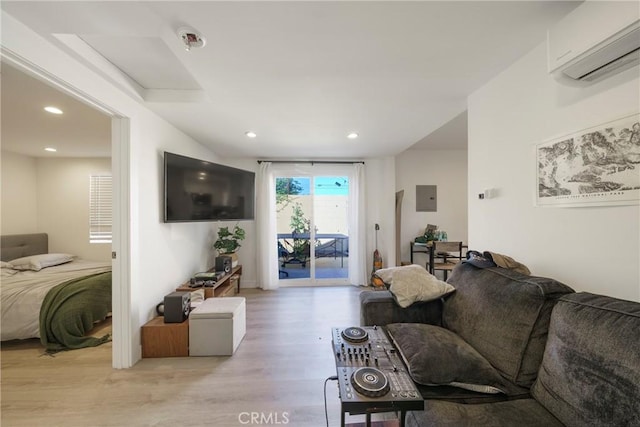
[{"x1": 430, "y1": 241, "x2": 464, "y2": 280}]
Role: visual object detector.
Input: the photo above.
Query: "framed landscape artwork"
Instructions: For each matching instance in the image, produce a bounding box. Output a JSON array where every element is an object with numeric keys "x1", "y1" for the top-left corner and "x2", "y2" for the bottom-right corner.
[{"x1": 536, "y1": 113, "x2": 640, "y2": 207}]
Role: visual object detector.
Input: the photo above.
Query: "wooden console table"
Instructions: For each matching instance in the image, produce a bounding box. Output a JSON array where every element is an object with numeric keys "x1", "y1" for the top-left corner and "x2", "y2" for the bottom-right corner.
[
  {"x1": 141, "y1": 266, "x2": 242, "y2": 358},
  {"x1": 175, "y1": 265, "x2": 242, "y2": 298}
]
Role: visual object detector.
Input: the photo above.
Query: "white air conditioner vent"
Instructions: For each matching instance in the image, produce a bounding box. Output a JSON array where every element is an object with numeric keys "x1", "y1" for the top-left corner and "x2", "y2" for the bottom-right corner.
[{"x1": 548, "y1": 2, "x2": 640, "y2": 82}]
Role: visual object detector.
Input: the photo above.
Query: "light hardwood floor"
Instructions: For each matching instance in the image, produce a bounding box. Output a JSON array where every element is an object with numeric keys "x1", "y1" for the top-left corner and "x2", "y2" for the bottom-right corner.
[{"x1": 1, "y1": 286, "x2": 390, "y2": 427}]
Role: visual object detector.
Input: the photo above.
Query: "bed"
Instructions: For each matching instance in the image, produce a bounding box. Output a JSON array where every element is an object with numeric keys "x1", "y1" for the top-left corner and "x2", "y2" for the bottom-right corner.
[{"x1": 1, "y1": 233, "x2": 112, "y2": 352}]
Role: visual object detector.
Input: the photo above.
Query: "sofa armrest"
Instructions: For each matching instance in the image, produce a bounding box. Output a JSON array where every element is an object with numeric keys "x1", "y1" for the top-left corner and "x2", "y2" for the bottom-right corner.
[{"x1": 359, "y1": 290, "x2": 443, "y2": 327}]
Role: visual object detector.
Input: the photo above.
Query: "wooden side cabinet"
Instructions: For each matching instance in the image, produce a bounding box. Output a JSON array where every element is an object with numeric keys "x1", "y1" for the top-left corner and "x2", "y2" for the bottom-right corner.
[{"x1": 141, "y1": 317, "x2": 189, "y2": 358}]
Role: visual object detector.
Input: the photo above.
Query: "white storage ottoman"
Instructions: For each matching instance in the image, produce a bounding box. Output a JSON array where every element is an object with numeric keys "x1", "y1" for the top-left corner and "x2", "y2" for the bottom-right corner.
[{"x1": 189, "y1": 297, "x2": 246, "y2": 356}]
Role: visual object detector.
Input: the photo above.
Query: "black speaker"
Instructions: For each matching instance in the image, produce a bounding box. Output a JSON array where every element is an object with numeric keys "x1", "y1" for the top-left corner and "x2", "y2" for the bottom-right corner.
[
  {"x1": 163, "y1": 291, "x2": 190, "y2": 323},
  {"x1": 215, "y1": 255, "x2": 232, "y2": 273}
]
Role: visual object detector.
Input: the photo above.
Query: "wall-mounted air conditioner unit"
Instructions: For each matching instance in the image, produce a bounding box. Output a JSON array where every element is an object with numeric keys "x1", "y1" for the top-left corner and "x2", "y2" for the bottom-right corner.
[{"x1": 548, "y1": 1, "x2": 640, "y2": 82}]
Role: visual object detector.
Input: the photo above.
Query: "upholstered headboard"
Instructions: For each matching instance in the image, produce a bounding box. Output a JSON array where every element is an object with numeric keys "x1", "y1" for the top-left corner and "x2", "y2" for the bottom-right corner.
[{"x1": 0, "y1": 233, "x2": 48, "y2": 262}]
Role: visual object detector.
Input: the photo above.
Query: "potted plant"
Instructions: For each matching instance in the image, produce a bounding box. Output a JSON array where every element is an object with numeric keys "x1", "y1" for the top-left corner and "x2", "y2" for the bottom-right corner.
[{"x1": 213, "y1": 224, "x2": 246, "y2": 255}]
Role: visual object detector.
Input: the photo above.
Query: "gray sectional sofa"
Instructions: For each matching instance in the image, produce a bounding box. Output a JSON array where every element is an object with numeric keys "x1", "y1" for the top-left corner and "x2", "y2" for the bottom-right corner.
[{"x1": 360, "y1": 263, "x2": 640, "y2": 426}]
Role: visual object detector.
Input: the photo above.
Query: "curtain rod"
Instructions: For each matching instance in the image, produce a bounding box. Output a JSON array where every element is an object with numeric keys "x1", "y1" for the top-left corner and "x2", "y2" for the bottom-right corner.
[{"x1": 257, "y1": 160, "x2": 365, "y2": 165}]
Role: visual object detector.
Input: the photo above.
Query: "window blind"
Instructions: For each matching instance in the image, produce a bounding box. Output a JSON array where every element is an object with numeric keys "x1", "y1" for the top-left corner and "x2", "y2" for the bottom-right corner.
[{"x1": 89, "y1": 174, "x2": 112, "y2": 243}]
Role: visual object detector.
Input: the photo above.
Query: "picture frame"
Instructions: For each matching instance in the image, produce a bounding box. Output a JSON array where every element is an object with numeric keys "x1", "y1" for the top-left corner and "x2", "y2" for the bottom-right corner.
[{"x1": 535, "y1": 113, "x2": 640, "y2": 207}]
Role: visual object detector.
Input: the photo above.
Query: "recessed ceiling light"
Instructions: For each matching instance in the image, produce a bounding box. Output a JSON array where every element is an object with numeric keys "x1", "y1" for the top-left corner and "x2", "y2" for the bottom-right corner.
[
  {"x1": 347, "y1": 132, "x2": 359, "y2": 139},
  {"x1": 44, "y1": 147, "x2": 57, "y2": 152},
  {"x1": 245, "y1": 131, "x2": 257, "y2": 138},
  {"x1": 44, "y1": 106, "x2": 63, "y2": 115}
]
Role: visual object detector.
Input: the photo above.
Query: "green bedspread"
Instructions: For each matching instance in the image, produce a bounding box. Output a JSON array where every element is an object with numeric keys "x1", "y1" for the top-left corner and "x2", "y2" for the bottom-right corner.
[{"x1": 39, "y1": 271, "x2": 112, "y2": 353}]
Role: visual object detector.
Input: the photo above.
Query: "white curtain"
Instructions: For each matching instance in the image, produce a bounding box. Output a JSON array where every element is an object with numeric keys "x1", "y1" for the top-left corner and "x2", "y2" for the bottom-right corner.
[
  {"x1": 256, "y1": 162, "x2": 279, "y2": 290},
  {"x1": 348, "y1": 163, "x2": 368, "y2": 286}
]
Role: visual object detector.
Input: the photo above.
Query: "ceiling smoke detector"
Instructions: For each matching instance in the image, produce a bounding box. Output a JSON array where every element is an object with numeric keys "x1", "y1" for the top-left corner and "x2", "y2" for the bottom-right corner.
[{"x1": 177, "y1": 27, "x2": 206, "y2": 51}]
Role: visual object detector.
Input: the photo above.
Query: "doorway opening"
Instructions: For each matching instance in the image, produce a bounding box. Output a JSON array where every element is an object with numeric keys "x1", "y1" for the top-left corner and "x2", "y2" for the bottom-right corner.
[{"x1": 1, "y1": 53, "x2": 131, "y2": 368}]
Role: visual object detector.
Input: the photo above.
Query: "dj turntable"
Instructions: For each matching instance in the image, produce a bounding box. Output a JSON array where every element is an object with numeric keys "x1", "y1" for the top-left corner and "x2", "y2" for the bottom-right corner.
[{"x1": 331, "y1": 326, "x2": 423, "y2": 427}]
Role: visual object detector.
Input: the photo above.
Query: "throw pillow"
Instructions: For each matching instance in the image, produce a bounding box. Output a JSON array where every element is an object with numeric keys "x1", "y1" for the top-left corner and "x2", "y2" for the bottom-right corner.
[
  {"x1": 9, "y1": 253, "x2": 74, "y2": 271},
  {"x1": 375, "y1": 264, "x2": 455, "y2": 308},
  {"x1": 387, "y1": 323, "x2": 509, "y2": 394}
]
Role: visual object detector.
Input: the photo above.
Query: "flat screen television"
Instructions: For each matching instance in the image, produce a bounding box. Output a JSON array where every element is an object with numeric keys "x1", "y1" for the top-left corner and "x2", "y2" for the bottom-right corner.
[{"x1": 164, "y1": 151, "x2": 255, "y2": 222}]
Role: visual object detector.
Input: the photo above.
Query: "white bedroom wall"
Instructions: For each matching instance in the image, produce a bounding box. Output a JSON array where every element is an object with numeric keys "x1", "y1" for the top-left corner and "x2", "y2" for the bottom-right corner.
[
  {"x1": 395, "y1": 149, "x2": 468, "y2": 265},
  {"x1": 468, "y1": 43, "x2": 640, "y2": 301},
  {"x1": 0, "y1": 151, "x2": 38, "y2": 235},
  {"x1": 35, "y1": 157, "x2": 112, "y2": 261}
]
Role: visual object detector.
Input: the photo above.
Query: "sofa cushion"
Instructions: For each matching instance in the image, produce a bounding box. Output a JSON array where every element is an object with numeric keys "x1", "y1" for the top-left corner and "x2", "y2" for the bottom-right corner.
[
  {"x1": 374, "y1": 264, "x2": 455, "y2": 308},
  {"x1": 531, "y1": 293, "x2": 640, "y2": 427},
  {"x1": 406, "y1": 398, "x2": 564, "y2": 427},
  {"x1": 387, "y1": 323, "x2": 510, "y2": 394},
  {"x1": 444, "y1": 263, "x2": 574, "y2": 387},
  {"x1": 360, "y1": 290, "x2": 443, "y2": 327},
  {"x1": 416, "y1": 382, "x2": 530, "y2": 404}
]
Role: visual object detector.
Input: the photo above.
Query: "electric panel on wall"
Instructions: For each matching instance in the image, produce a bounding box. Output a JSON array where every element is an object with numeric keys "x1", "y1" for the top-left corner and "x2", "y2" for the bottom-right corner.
[{"x1": 416, "y1": 185, "x2": 437, "y2": 212}]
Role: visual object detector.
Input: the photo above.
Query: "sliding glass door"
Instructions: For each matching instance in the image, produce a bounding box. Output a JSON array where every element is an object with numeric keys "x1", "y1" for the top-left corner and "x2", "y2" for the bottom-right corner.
[
  {"x1": 276, "y1": 174, "x2": 349, "y2": 285},
  {"x1": 314, "y1": 176, "x2": 349, "y2": 280},
  {"x1": 276, "y1": 176, "x2": 312, "y2": 281}
]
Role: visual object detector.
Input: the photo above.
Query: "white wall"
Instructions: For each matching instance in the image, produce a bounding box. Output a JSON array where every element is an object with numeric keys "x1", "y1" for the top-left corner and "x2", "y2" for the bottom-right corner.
[
  {"x1": 1, "y1": 153, "x2": 113, "y2": 261},
  {"x1": 468, "y1": 43, "x2": 640, "y2": 301},
  {"x1": 395, "y1": 149, "x2": 468, "y2": 265},
  {"x1": 365, "y1": 157, "x2": 396, "y2": 272},
  {"x1": 127, "y1": 109, "x2": 261, "y2": 363},
  {"x1": 1, "y1": 151, "x2": 38, "y2": 234},
  {"x1": 276, "y1": 195, "x2": 348, "y2": 235},
  {"x1": 217, "y1": 157, "x2": 262, "y2": 290},
  {"x1": 36, "y1": 157, "x2": 112, "y2": 261}
]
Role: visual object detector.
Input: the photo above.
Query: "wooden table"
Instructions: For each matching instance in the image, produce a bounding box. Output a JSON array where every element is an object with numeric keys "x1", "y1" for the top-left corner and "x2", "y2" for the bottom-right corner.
[
  {"x1": 175, "y1": 265, "x2": 242, "y2": 298},
  {"x1": 410, "y1": 242, "x2": 468, "y2": 274},
  {"x1": 278, "y1": 233, "x2": 348, "y2": 267},
  {"x1": 410, "y1": 241, "x2": 434, "y2": 273}
]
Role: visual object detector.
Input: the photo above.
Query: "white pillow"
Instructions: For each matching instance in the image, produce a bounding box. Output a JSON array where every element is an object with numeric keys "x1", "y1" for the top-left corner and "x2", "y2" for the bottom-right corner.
[
  {"x1": 375, "y1": 264, "x2": 455, "y2": 308},
  {"x1": 1, "y1": 261, "x2": 12, "y2": 269},
  {"x1": 9, "y1": 253, "x2": 74, "y2": 271}
]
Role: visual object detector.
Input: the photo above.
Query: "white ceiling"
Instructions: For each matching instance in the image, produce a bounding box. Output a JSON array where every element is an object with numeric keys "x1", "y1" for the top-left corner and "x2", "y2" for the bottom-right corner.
[
  {"x1": 1, "y1": 62, "x2": 112, "y2": 158},
  {"x1": 1, "y1": 1, "x2": 580, "y2": 159}
]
